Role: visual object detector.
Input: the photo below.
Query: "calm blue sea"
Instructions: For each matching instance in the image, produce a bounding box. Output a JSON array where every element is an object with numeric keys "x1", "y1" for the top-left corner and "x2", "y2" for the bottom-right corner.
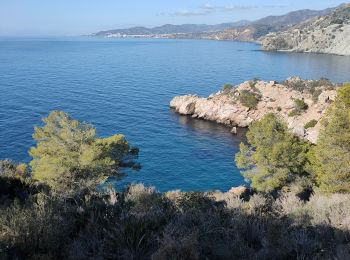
[{"x1": 1, "y1": 37, "x2": 350, "y2": 192}]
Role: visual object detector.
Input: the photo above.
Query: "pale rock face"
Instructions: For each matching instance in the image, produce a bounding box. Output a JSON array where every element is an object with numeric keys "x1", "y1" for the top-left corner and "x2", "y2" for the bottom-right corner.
[
  {"x1": 228, "y1": 186, "x2": 246, "y2": 196},
  {"x1": 170, "y1": 95, "x2": 198, "y2": 115},
  {"x1": 318, "y1": 90, "x2": 337, "y2": 103},
  {"x1": 170, "y1": 79, "x2": 337, "y2": 143}
]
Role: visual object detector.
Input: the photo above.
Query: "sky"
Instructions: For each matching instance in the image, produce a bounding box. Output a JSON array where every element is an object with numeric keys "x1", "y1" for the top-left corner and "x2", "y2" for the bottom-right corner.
[{"x1": 0, "y1": 0, "x2": 346, "y2": 36}]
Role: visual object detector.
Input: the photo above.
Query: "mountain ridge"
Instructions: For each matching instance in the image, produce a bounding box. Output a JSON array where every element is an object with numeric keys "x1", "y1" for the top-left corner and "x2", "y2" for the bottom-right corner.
[
  {"x1": 253, "y1": 7, "x2": 334, "y2": 26},
  {"x1": 93, "y1": 21, "x2": 251, "y2": 37},
  {"x1": 92, "y1": 7, "x2": 335, "y2": 37}
]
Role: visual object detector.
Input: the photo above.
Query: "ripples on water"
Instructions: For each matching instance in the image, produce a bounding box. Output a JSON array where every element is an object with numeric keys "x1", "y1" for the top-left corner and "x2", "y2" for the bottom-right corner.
[{"x1": 1, "y1": 37, "x2": 350, "y2": 191}]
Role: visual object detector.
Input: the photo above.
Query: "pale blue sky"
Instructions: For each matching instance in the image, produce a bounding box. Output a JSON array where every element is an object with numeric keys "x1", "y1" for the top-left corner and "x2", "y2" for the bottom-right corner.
[{"x1": 0, "y1": 0, "x2": 346, "y2": 36}]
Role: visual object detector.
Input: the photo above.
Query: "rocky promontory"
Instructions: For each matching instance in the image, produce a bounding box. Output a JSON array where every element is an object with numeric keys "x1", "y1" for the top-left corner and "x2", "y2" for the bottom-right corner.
[{"x1": 170, "y1": 77, "x2": 337, "y2": 143}]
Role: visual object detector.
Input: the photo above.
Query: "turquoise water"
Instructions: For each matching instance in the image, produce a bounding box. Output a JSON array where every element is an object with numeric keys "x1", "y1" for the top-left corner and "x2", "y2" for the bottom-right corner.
[{"x1": 1, "y1": 37, "x2": 350, "y2": 192}]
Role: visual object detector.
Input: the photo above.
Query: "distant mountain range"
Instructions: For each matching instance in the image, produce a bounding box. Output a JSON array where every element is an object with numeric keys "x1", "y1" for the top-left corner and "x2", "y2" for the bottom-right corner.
[
  {"x1": 93, "y1": 21, "x2": 251, "y2": 37},
  {"x1": 92, "y1": 7, "x2": 335, "y2": 38}
]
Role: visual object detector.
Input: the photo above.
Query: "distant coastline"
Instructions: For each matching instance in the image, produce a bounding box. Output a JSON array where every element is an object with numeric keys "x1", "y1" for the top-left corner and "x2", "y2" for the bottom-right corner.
[{"x1": 92, "y1": 3, "x2": 350, "y2": 56}]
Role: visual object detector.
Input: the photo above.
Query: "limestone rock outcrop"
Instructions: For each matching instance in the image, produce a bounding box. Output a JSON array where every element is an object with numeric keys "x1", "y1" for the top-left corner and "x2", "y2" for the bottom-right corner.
[{"x1": 170, "y1": 77, "x2": 337, "y2": 143}]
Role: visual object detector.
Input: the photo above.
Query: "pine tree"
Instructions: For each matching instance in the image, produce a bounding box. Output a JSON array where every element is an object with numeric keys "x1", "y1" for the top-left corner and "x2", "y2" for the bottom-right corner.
[
  {"x1": 310, "y1": 85, "x2": 350, "y2": 193},
  {"x1": 235, "y1": 113, "x2": 311, "y2": 192},
  {"x1": 29, "y1": 111, "x2": 132, "y2": 196}
]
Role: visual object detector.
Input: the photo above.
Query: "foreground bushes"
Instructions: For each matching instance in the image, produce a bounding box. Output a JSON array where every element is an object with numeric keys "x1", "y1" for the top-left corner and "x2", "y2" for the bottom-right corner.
[{"x1": 1, "y1": 182, "x2": 349, "y2": 259}]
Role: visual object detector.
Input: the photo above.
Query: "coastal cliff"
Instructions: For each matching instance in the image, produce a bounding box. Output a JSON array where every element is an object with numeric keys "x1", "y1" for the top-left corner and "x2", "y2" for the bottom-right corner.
[
  {"x1": 170, "y1": 77, "x2": 337, "y2": 143},
  {"x1": 261, "y1": 4, "x2": 350, "y2": 56}
]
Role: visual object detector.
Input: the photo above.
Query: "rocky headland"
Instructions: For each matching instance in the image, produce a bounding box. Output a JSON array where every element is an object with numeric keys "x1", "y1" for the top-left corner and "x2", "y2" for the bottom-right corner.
[{"x1": 170, "y1": 77, "x2": 338, "y2": 143}]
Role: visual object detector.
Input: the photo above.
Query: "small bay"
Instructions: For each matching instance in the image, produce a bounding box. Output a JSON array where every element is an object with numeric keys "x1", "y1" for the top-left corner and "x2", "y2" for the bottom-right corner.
[{"x1": 1, "y1": 37, "x2": 350, "y2": 191}]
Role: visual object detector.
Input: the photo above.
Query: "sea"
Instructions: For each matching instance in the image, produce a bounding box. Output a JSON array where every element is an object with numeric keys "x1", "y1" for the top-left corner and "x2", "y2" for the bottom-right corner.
[{"x1": 1, "y1": 37, "x2": 350, "y2": 191}]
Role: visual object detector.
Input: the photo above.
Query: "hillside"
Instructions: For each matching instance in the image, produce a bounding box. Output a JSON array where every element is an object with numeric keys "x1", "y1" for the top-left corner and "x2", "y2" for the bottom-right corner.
[
  {"x1": 254, "y1": 8, "x2": 334, "y2": 26},
  {"x1": 204, "y1": 24, "x2": 276, "y2": 42},
  {"x1": 92, "y1": 21, "x2": 251, "y2": 37},
  {"x1": 262, "y1": 4, "x2": 350, "y2": 55},
  {"x1": 206, "y1": 7, "x2": 335, "y2": 42},
  {"x1": 92, "y1": 7, "x2": 333, "y2": 39}
]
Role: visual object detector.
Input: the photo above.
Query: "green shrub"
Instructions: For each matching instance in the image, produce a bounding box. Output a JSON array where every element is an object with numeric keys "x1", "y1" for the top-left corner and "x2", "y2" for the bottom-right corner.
[
  {"x1": 177, "y1": 192, "x2": 216, "y2": 212},
  {"x1": 222, "y1": 84, "x2": 233, "y2": 92},
  {"x1": 283, "y1": 78, "x2": 334, "y2": 95},
  {"x1": 330, "y1": 18, "x2": 343, "y2": 25},
  {"x1": 283, "y1": 79, "x2": 307, "y2": 92},
  {"x1": 294, "y1": 99, "x2": 308, "y2": 111},
  {"x1": 312, "y1": 89, "x2": 323, "y2": 103},
  {"x1": 239, "y1": 90, "x2": 260, "y2": 109},
  {"x1": 249, "y1": 78, "x2": 261, "y2": 92},
  {"x1": 125, "y1": 184, "x2": 168, "y2": 217},
  {"x1": 0, "y1": 195, "x2": 76, "y2": 259},
  {"x1": 0, "y1": 160, "x2": 28, "y2": 179},
  {"x1": 0, "y1": 160, "x2": 42, "y2": 205},
  {"x1": 288, "y1": 109, "x2": 300, "y2": 117},
  {"x1": 304, "y1": 120, "x2": 318, "y2": 129},
  {"x1": 310, "y1": 78, "x2": 333, "y2": 88}
]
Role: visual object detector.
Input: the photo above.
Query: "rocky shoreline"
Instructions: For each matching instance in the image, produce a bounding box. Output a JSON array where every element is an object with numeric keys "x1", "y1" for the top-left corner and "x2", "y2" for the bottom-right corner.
[{"x1": 170, "y1": 77, "x2": 337, "y2": 143}]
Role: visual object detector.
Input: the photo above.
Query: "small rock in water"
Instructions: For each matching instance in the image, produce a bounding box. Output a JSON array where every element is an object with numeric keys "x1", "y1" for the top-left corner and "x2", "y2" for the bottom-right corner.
[
  {"x1": 192, "y1": 114, "x2": 198, "y2": 118},
  {"x1": 231, "y1": 127, "x2": 237, "y2": 134}
]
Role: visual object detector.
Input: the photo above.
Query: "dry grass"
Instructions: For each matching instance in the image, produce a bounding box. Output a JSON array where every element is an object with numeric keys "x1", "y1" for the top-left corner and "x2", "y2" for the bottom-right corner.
[{"x1": 1, "y1": 180, "x2": 350, "y2": 259}]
